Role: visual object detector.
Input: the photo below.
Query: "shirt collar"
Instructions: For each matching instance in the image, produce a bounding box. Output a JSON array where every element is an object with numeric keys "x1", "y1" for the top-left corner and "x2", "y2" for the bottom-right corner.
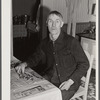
[{"x1": 49, "y1": 30, "x2": 64, "y2": 43}]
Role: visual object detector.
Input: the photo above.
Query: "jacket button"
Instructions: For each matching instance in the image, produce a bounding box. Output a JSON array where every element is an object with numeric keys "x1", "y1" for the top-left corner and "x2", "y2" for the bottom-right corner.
[
  {"x1": 58, "y1": 74, "x2": 60, "y2": 77},
  {"x1": 56, "y1": 63, "x2": 58, "y2": 66},
  {"x1": 53, "y1": 52, "x2": 55, "y2": 54}
]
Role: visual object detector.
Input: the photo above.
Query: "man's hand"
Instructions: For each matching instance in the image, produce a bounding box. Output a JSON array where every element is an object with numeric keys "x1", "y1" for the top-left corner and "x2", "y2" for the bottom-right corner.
[
  {"x1": 59, "y1": 79, "x2": 74, "y2": 90},
  {"x1": 15, "y1": 62, "x2": 27, "y2": 77}
]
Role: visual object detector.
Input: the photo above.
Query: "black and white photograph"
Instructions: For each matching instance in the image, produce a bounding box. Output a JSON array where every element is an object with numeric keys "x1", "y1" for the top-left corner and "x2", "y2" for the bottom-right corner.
[{"x1": 2, "y1": 0, "x2": 98, "y2": 100}]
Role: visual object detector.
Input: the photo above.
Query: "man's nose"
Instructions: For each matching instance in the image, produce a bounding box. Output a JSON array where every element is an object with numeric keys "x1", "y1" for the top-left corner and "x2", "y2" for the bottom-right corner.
[{"x1": 52, "y1": 22, "x2": 56, "y2": 27}]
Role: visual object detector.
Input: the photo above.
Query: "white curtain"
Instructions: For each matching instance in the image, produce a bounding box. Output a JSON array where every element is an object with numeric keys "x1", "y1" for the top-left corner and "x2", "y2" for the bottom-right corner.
[{"x1": 65, "y1": 0, "x2": 81, "y2": 37}]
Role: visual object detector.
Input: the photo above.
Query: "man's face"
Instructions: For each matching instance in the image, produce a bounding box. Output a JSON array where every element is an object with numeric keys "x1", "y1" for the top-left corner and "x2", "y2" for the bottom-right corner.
[{"x1": 47, "y1": 14, "x2": 63, "y2": 36}]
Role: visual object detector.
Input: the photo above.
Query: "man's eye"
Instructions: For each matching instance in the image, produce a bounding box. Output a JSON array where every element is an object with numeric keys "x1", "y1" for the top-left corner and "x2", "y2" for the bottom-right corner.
[
  {"x1": 56, "y1": 20, "x2": 60, "y2": 23},
  {"x1": 48, "y1": 20, "x2": 52, "y2": 23}
]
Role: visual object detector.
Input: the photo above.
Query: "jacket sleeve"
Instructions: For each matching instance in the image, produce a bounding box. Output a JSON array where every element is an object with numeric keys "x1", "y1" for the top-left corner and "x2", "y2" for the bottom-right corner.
[
  {"x1": 26, "y1": 43, "x2": 45, "y2": 69},
  {"x1": 70, "y1": 38, "x2": 89, "y2": 82}
]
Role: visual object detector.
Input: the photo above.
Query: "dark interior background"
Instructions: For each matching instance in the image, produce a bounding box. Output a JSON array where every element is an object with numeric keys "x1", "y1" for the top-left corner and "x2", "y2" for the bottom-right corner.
[
  {"x1": 13, "y1": 0, "x2": 40, "y2": 22},
  {"x1": 13, "y1": 0, "x2": 41, "y2": 60}
]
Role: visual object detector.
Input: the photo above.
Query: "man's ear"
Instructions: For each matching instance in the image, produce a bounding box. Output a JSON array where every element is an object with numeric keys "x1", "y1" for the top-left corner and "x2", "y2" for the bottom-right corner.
[
  {"x1": 46, "y1": 20, "x2": 48, "y2": 26},
  {"x1": 61, "y1": 21, "x2": 64, "y2": 27}
]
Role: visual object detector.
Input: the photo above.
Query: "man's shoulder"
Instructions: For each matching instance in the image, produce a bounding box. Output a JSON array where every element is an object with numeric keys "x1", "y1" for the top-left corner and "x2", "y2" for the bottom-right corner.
[
  {"x1": 63, "y1": 32, "x2": 75, "y2": 41},
  {"x1": 63, "y1": 32, "x2": 79, "y2": 45}
]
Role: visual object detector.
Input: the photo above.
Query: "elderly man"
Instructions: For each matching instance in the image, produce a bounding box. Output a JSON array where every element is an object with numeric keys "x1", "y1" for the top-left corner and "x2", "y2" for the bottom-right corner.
[{"x1": 15, "y1": 11, "x2": 89, "y2": 100}]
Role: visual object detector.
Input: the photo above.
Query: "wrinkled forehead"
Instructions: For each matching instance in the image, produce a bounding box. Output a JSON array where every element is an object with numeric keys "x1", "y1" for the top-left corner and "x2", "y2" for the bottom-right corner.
[{"x1": 47, "y1": 14, "x2": 63, "y2": 21}]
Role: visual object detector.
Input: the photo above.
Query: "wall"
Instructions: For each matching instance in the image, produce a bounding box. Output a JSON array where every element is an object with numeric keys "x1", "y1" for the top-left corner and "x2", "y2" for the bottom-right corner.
[
  {"x1": 13, "y1": 0, "x2": 40, "y2": 21},
  {"x1": 76, "y1": 0, "x2": 96, "y2": 22},
  {"x1": 12, "y1": 0, "x2": 96, "y2": 39},
  {"x1": 41, "y1": 0, "x2": 96, "y2": 38},
  {"x1": 13, "y1": 0, "x2": 35, "y2": 16}
]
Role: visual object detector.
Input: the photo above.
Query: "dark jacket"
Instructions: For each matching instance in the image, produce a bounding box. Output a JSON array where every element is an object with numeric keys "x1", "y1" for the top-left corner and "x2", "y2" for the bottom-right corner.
[{"x1": 26, "y1": 31, "x2": 89, "y2": 86}]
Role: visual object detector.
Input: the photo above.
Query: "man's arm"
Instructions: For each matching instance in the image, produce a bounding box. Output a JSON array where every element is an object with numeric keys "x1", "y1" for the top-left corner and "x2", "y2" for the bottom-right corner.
[
  {"x1": 26, "y1": 44, "x2": 45, "y2": 68},
  {"x1": 70, "y1": 38, "x2": 89, "y2": 82},
  {"x1": 15, "y1": 42, "x2": 45, "y2": 75}
]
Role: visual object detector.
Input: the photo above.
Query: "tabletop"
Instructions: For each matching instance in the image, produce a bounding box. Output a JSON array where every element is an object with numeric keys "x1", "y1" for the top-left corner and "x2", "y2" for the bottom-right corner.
[{"x1": 11, "y1": 57, "x2": 62, "y2": 100}]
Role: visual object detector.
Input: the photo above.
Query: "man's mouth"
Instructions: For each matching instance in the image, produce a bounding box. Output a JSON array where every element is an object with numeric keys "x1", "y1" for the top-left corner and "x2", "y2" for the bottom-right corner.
[{"x1": 51, "y1": 28, "x2": 56, "y2": 30}]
